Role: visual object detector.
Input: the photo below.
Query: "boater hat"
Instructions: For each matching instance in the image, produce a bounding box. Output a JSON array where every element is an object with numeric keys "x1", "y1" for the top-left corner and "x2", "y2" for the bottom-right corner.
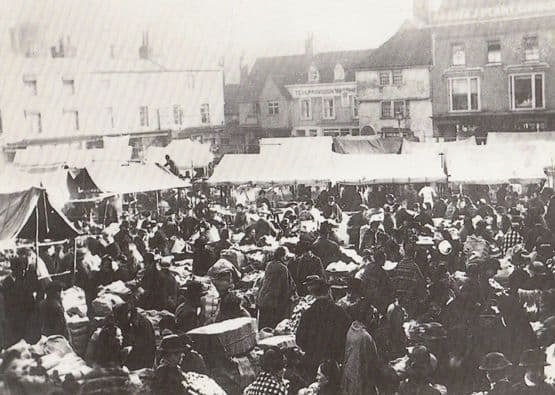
[{"x1": 479, "y1": 352, "x2": 512, "y2": 371}]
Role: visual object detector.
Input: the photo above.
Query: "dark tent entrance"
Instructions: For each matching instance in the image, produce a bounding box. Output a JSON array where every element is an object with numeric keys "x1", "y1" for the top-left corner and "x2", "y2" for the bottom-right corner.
[{"x1": 0, "y1": 187, "x2": 79, "y2": 243}]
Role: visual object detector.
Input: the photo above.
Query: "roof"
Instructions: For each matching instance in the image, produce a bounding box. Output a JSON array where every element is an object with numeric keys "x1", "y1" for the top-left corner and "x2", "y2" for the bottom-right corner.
[
  {"x1": 238, "y1": 48, "x2": 373, "y2": 102},
  {"x1": 356, "y1": 27, "x2": 432, "y2": 70}
]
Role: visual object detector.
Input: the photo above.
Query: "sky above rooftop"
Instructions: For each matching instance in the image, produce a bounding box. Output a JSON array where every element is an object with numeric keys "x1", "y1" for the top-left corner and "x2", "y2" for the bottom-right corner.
[{"x1": 0, "y1": 0, "x2": 440, "y2": 82}]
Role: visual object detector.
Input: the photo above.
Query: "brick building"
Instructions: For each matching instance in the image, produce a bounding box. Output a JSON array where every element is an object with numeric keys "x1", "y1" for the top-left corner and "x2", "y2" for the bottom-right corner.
[
  {"x1": 430, "y1": 0, "x2": 555, "y2": 141},
  {"x1": 237, "y1": 38, "x2": 373, "y2": 138}
]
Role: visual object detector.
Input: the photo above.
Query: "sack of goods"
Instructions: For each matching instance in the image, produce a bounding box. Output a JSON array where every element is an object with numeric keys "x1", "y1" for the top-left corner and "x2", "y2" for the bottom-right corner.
[
  {"x1": 184, "y1": 371, "x2": 226, "y2": 395},
  {"x1": 92, "y1": 293, "x2": 125, "y2": 317},
  {"x1": 187, "y1": 317, "x2": 258, "y2": 359},
  {"x1": 97, "y1": 280, "x2": 132, "y2": 299}
]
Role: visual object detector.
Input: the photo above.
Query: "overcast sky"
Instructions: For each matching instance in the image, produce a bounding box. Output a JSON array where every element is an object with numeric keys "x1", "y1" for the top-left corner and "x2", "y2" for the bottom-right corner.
[{"x1": 0, "y1": 0, "x2": 438, "y2": 82}]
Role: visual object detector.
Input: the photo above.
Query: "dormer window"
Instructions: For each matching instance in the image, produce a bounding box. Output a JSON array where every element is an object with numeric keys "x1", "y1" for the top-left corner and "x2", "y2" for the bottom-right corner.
[
  {"x1": 334, "y1": 64, "x2": 345, "y2": 81},
  {"x1": 308, "y1": 64, "x2": 319, "y2": 83}
]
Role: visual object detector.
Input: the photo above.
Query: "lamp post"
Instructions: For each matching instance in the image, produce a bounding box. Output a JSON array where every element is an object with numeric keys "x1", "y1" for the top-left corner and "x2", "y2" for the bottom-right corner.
[{"x1": 395, "y1": 110, "x2": 404, "y2": 137}]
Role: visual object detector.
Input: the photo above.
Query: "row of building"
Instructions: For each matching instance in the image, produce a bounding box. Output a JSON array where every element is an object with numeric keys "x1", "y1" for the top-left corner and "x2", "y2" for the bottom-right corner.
[
  {"x1": 226, "y1": 0, "x2": 555, "y2": 147},
  {"x1": 3, "y1": 0, "x2": 555, "y2": 158}
]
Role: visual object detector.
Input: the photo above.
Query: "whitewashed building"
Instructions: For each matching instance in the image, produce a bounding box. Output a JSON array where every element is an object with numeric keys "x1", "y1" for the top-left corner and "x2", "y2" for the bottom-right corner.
[{"x1": 355, "y1": 26, "x2": 434, "y2": 141}]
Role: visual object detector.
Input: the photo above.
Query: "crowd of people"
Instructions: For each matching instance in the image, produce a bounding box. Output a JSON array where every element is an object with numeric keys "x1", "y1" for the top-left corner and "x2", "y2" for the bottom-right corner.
[{"x1": 1, "y1": 180, "x2": 555, "y2": 394}]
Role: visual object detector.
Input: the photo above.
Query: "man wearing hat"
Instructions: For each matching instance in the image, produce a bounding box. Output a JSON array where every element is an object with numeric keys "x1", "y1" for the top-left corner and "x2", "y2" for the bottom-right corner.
[
  {"x1": 523, "y1": 261, "x2": 555, "y2": 291},
  {"x1": 38, "y1": 281, "x2": 68, "y2": 339},
  {"x1": 347, "y1": 204, "x2": 369, "y2": 248},
  {"x1": 296, "y1": 275, "x2": 351, "y2": 380},
  {"x1": 399, "y1": 346, "x2": 442, "y2": 395},
  {"x1": 512, "y1": 349, "x2": 555, "y2": 394},
  {"x1": 155, "y1": 257, "x2": 179, "y2": 311},
  {"x1": 157, "y1": 334, "x2": 207, "y2": 375},
  {"x1": 311, "y1": 222, "x2": 346, "y2": 268},
  {"x1": 288, "y1": 240, "x2": 325, "y2": 296},
  {"x1": 478, "y1": 352, "x2": 513, "y2": 394}
]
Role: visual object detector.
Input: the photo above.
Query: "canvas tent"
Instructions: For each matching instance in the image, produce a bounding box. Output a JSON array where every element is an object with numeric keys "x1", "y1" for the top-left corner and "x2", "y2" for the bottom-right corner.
[
  {"x1": 13, "y1": 140, "x2": 133, "y2": 169},
  {"x1": 145, "y1": 139, "x2": 213, "y2": 170},
  {"x1": 400, "y1": 138, "x2": 477, "y2": 155},
  {"x1": 75, "y1": 162, "x2": 190, "y2": 194},
  {"x1": 0, "y1": 187, "x2": 79, "y2": 243},
  {"x1": 331, "y1": 154, "x2": 446, "y2": 185},
  {"x1": 333, "y1": 136, "x2": 402, "y2": 154},
  {"x1": 446, "y1": 146, "x2": 546, "y2": 184}
]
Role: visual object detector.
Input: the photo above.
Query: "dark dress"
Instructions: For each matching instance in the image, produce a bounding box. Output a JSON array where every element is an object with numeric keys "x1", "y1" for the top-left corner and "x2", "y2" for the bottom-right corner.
[{"x1": 123, "y1": 312, "x2": 156, "y2": 370}]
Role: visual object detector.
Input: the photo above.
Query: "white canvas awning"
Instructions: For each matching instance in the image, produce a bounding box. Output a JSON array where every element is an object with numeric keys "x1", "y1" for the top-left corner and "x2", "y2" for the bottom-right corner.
[
  {"x1": 145, "y1": 139, "x2": 213, "y2": 169},
  {"x1": 81, "y1": 163, "x2": 190, "y2": 194}
]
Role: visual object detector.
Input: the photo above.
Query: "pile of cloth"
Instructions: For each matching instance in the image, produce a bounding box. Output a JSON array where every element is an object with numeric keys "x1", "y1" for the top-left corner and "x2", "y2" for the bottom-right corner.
[
  {"x1": 91, "y1": 281, "x2": 131, "y2": 317},
  {"x1": 0, "y1": 336, "x2": 92, "y2": 393},
  {"x1": 62, "y1": 286, "x2": 90, "y2": 356}
]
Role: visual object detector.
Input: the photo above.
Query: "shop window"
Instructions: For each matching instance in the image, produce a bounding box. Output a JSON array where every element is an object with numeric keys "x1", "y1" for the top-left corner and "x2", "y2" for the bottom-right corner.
[
  {"x1": 449, "y1": 77, "x2": 480, "y2": 111},
  {"x1": 510, "y1": 73, "x2": 544, "y2": 110}
]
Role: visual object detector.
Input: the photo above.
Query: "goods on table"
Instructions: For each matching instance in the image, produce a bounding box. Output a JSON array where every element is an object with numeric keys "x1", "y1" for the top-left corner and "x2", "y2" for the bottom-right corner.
[
  {"x1": 98, "y1": 280, "x2": 132, "y2": 298},
  {"x1": 221, "y1": 248, "x2": 246, "y2": 270},
  {"x1": 187, "y1": 317, "x2": 258, "y2": 358},
  {"x1": 78, "y1": 367, "x2": 131, "y2": 394},
  {"x1": 326, "y1": 261, "x2": 359, "y2": 273}
]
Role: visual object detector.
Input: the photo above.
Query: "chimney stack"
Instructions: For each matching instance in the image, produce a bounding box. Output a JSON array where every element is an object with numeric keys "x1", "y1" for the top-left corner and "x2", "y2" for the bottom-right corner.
[
  {"x1": 305, "y1": 33, "x2": 314, "y2": 57},
  {"x1": 139, "y1": 31, "x2": 150, "y2": 59}
]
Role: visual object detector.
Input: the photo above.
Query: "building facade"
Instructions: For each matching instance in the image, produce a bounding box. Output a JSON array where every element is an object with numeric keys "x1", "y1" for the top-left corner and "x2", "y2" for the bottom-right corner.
[
  {"x1": 430, "y1": 0, "x2": 555, "y2": 141},
  {"x1": 237, "y1": 39, "x2": 372, "y2": 139},
  {"x1": 0, "y1": 58, "x2": 224, "y2": 149},
  {"x1": 355, "y1": 26, "x2": 433, "y2": 141}
]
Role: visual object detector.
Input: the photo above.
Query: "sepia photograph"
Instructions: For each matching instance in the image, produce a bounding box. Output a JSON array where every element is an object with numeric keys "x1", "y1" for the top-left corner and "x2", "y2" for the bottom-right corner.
[{"x1": 0, "y1": 0, "x2": 554, "y2": 393}]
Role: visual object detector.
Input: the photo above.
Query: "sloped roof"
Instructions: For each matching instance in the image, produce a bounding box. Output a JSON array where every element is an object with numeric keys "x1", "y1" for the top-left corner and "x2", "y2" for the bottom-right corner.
[
  {"x1": 356, "y1": 27, "x2": 432, "y2": 70},
  {"x1": 238, "y1": 48, "x2": 373, "y2": 102}
]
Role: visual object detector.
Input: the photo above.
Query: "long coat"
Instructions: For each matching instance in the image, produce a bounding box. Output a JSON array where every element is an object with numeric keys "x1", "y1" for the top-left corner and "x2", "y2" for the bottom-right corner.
[
  {"x1": 296, "y1": 298, "x2": 351, "y2": 377},
  {"x1": 341, "y1": 321, "x2": 379, "y2": 395}
]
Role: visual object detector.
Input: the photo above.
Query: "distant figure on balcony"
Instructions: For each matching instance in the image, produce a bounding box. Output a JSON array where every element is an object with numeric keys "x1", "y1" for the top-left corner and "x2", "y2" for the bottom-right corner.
[{"x1": 164, "y1": 154, "x2": 180, "y2": 176}]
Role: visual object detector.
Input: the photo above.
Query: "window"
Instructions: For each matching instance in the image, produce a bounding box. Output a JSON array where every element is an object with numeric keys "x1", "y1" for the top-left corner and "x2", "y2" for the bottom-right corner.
[
  {"x1": 296, "y1": 129, "x2": 306, "y2": 137},
  {"x1": 62, "y1": 79, "x2": 75, "y2": 95},
  {"x1": 351, "y1": 128, "x2": 360, "y2": 136},
  {"x1": 451, "y1": 43, "x2": 466, "y2": 66},
  {"x1": 449, "y1": 77, "x2": 480, "y2": 111},
  {"x1": 200, "y1": 103, "x2": 210, "y2": 124},
  {"x1": 173, "y1": 105, "x2": 183, "y2": 125},
  {"x1": 381, "y1": 101, "x2": 392, "y2": 118},
  {"x1": 308, "y1": 64, "x2": 319, "y2": 82},
  {"x1": 24, "y1": 79, "x2": 37, "y2": 96},
  {"x1": 300, "y1": 99, "x2": 312, "y2": 120},
  {"x1": 524, "y1": 36, "x2": 539, "y2": 61},
  {"x1": 393, "y1": 100, "x2": 408, "y2": 118},
  {"x1": 322, "y1": 98, "x2": 335, "y2": 119},
  {"x1": 25, "y1": 111, "x2": 42, "y2": 133},
  {"x1": 340, "y1": 128, "x2": 350, "y2": 136},
  {"x1": 351, "y1": 96, "x2": 359, "y2": 119},
  {"x1": 341, "y1": 91, "x2": 350, "y2": 107},
  {"x1": 309, "y1": 129, "x2": 318, "y2": 137},
  {"x1": 392, "y1": 70, "x2": 403, "y2": 85},
  {"x1": 268, "y1": 101, "x2": 279, "y2": 115},
  {"x1": 139, "y1": 106, "x2": 149, "y2": 127},
  {"x1": 104, "y1": 107, "x2": 114, "y2": 129},
  {"x1": 487, "y1": 41, "x2": 501, "y2": 63},
  {"x1": 323, "y1": 129, "x2": 339, "y2": 137},
  {"x1": 510, "y1": 73, "x2": 544, "y2": 110},
  {"x1": 334, "y1": 64, "x2": 345, "y2": 81},
  {"x1": 63, "y1": 110, "x2": 79, "y2": 131},
  {"x1": 379, "y1": 71, "x2": 390, "y2": 86}
]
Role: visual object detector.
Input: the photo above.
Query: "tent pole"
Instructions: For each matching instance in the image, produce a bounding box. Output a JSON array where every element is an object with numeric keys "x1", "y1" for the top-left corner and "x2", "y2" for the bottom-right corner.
[
  {"x1": 35, "y1": 197, "x2": 39, "y2": 267},
  {"x1": 156, "y1": 191, "x2": 160, "y2": 215},
  {"x1": 72, "y1": 237, "x2": 77, "y2": 286}
]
